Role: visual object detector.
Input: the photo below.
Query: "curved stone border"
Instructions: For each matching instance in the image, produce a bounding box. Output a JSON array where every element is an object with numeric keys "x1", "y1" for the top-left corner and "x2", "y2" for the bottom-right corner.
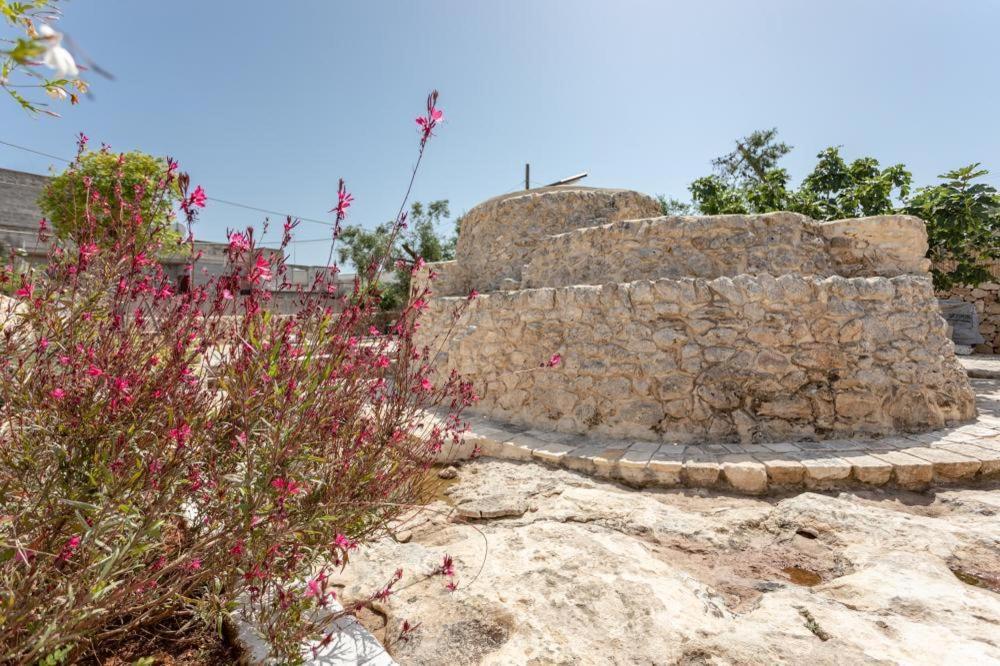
[{"x1": 438, "y1": 385, "x2": 1000, "y2": 495}]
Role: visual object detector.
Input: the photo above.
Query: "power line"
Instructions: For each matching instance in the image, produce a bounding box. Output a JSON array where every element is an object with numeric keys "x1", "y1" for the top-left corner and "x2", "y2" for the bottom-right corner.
[{"x1": 0, "y1": 139, "x2": 335, "y2": 227}]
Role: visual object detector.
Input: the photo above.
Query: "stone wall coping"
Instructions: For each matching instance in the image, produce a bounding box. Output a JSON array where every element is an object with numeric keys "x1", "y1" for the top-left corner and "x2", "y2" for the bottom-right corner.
[{"x1": 433, "y1": 407, "x2": 1000, "y2": 495}]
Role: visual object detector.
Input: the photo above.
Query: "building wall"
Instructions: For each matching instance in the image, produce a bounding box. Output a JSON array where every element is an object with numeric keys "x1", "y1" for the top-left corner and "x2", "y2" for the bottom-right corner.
[{"x1": 937, "y1": 262, "x2": 1000, "y2": 354}]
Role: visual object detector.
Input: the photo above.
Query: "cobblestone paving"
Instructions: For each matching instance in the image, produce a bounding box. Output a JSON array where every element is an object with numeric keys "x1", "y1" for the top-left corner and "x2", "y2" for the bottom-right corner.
[{"x1": 441, "y1": 376, "x2": 1000, "y2": 495}]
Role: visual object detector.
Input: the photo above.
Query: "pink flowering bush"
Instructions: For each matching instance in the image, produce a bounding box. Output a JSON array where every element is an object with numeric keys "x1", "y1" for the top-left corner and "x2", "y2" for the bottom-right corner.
[{"x1": 0, "y1": 93, "x2": 473, "y2": 663}]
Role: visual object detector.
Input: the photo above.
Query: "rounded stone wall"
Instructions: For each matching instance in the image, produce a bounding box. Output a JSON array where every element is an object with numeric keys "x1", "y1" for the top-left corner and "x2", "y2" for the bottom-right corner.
[
  {"x1": 416, "y1": 187, "x2": 977, "y2": 444},
  {"x1": 454, "y1": 186, "x2": 661, "y2": 293}
]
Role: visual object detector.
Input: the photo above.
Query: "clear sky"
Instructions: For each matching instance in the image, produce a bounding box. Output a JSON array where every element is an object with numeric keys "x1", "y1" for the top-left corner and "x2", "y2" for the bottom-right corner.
[{"x1": 2, "y1": 0, "x2": 999, "y2": 265}]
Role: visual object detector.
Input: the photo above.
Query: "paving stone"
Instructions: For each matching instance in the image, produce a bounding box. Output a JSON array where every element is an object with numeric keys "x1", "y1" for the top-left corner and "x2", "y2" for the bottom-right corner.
[
  {"x1": 647, "y1": 461, "x2": 683, "y2": 486},
  {"x1": 500, "y1": 433, "x2": 540, "y2": 461},
  {"x1": 720, "y1": 455, "x2": 768, "y2": 494},
  {"x1": 762, "y1": 442, "x2": 802, "y2": 453},
  {"x1": 592, "y1": 445, "x2": 629, "y2": 477},
  {"x1": 936, "y1": 442, "x2": 1000, "y2": 477},
  {"x1": 795, "y1": 453, "x2": 852, "y2": 486},
  {"x1": 531, "y1": 442, "x2": 578, "y2": 465},
  {"x1": 682, "y1": 452, "x2": 720, "y2": 487},
  {"x1": 840, "y1": 453, "x2": 893, "y2": 485},
  {"x1": 822, "y1": 439, "x2": 868, "y2": 450},
  {"x1": 532, "y1": 429, "x2": 578, "y2": 444},
  {"x1": 870, "y1": 450, "x2": 934, "y2": 489},
  {"x1": 560, "y1": 443, "x2": 606, "y2": 474},
  {"x1": 902, "y1": 446, "x2": 982, "y2": 480},
  {"x1": 471, "y1": 434, "x2": 506, "y2": 458},
  {"x1": 971, "y1": 436, "x2": 1000, "y2": 453},
  {"x1": 757, "y1": 455, "x2": 806, "y2": 485},
  {"x1": 955, "y1": 424, "x2": 998, "y2": 438},
  {"x1": 617, "y1": 445, "x2": 657, "y2": 485}
]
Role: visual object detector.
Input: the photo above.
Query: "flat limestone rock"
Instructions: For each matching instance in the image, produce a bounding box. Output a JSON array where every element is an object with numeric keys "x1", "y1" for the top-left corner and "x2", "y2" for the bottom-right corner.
[{"x1": 455, "y1": 495, "x2": 528, "y2": 520}]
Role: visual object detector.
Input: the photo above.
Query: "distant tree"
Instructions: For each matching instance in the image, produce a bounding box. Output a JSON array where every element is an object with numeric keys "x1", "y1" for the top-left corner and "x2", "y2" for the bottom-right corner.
[
  {"x1": 655, "y1": 195, "x2": 692, "y2": 216},
  {"x1": 712, "y1": 127, "x2": 791, "y2": 184},
  {"x1": 38, "y1": 150, "x2": 183, "y2": 252},
  {"x1": 905, "y1": 164, "x2": 1000, "y2": 289},
  {"x1": 337, "y1": 199, "x2": 455, "y2": 310}
]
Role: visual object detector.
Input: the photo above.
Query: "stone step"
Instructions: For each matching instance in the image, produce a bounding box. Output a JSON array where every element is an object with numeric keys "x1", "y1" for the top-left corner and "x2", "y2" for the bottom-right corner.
[{"x1": 437, "y1": 419, "x2": 1000, "y2": 495}]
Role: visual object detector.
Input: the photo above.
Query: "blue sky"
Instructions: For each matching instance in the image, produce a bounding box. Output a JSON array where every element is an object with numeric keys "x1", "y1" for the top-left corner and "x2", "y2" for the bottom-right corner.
[{"x1": 2, "y1": 0, "x2": 999, "y2": 265}]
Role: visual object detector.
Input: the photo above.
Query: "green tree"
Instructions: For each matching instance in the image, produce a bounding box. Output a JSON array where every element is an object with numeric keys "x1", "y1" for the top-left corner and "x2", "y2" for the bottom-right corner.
[
  {"x1": 712, "y1": 127, "x2": 791, "y2": 184},
  {"x1": 905, "y1": 164, "x2": 1000, "y2": 289},
  {"x1": 337, "y1": 199, "x2": 455, "y2": 310},
  {"x1": 38, "y1": 150, "x2": 183, "y2": 252},
  {"x1": 799, "y1": 147, "x2": 911, "y2": 220},
  {"x1": 682, "y1": 128, "x2": 998, "y2": 288}
]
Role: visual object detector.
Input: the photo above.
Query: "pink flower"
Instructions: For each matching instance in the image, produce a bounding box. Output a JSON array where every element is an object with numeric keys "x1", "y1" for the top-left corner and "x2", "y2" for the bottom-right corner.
[
  {"x1": 330, "y1": 179, "x2": 353, "y2": 222},
  {"x1": 229, "y1": 541, "x2": 245, "y2": 556},
  {"x1": 221, "y1": 288, "x2": 233, "y2": 300},
  {"x1": 467, "y1": 288, "x2": 479, "y2": 300},
  {"x1": 333, "y1": 533, "x2": 357, "y2": 551},
  {"x1": 86, "y1": 364, "x2": 103, "y2": 377},
  {"x1": 228, "y1": 232, "x2": 251, "y2": 252},
  {"x1": 419, "y1": 377, "x2": 433, "y2": 392},
  {"x1": 14, "y1": 282, "x2": 33, "y2": 299},
  {"x1": 439, "y1": 554, "x2": 455, "y2": 577},
  {"x1": 271, "y1": 477, "x2": 303, "y2": 496},
  {"x1": 188, "y1": 186, "x2": 207, "y2": 208},
  {"x1": 51, "y1": 388, "x2": 65, "y2": 399},
  {"x1": 186, "y1": 558, "x2": 202, "y2": 571},
  {"x1": 79, "y1": 242, "x2": 99, "y2": 261},
  {"x1": 169, "y1": 422, "x2": 191, "y2": 446},
  {"x1": 57, "y1": 535, "x2": 81, "y2": 562},
  {"x1": 38, "y1": 338, "x2": 49, "y2": 351},
  {"x1": 545, "y1": 353, "x2": 562, "y2": 368},
  {"x1": 249, "y1": 255, "x2": 273, "y2": 284},
  {"x1": 415, "y1": 90, "x2": 443, "y2": 145},
  {"x1": 375, "y1": 355, "x2": 390, "y2": 368}
]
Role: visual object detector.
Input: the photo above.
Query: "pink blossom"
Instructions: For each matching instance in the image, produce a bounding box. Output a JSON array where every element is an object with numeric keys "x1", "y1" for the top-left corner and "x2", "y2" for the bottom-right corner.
[
  {"x1": 545, "y1": 353, "x2": 562, "y2": 368},
  {"x1": 228, "y1": 232, "x2": 251, "y2": 252},
  {"x1": 222, "y1": 288, "x2": 233, "y2": 300},
  {"x1": 249, "y1": 255, "x2": 273, "y2": 284},
  {"x1": 330, "y1": 179, "x2": 354, "y2": 221},
  {"x1": 86, "y1": 364, "x2": 103, "y2": 377},
  {"x1": 38, "y1": 338, "x2": 49, "y2": 351},
  {"x1": 415, "y1": 90, "x2": 443, "y2": 145},
  {"x1": 14, "y1": 282, "x2": 33, "y2": 299},
  {"x1": 333, "y1": 533, "x2": 357, "y2": 551},
  {"x1": 51, "y1": 388, "x2": 65, "y2": 399},
  {"x1": 57, "y1": 535, "x2": 81, "y2": 562},
  {"x1": 79, "y1": 243, "x2": 99, "y2": 261},
  {"x1": 188, "y1": 186, "x2": 207, "y2": 208},
  {"x1": 419, "y1": 378, "x2": 433, "y2": 391},
  {"x1": 468, "y1": 288, "x2": 479, "y2": 300},
  {"x1": 186, "y1": 558, "x2": 202, "y2": 571},
  {"x1": 169, "y1": 422, "x2": 191, "y2": 446}
]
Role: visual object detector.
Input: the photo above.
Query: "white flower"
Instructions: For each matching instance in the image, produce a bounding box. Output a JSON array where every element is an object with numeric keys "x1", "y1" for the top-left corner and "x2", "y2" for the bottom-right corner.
[
  {"x1": 46, "y1": 86, "x2": 67, "y2": 100},
  {"x1": 37, "y1": 24, "x2": 79, "y2": 79}
]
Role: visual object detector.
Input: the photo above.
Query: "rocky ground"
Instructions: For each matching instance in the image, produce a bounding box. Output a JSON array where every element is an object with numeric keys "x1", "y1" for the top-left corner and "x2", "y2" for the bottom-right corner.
[
  {"x1": 335, "y1": 457, "x2": 1000, "y2": 665},
  {"x1": 329, "y1": 378, "x2": 1000, "y2": 665}
]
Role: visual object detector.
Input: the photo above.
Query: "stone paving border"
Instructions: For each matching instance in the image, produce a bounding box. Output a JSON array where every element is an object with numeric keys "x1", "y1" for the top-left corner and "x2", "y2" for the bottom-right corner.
[{"x1": 438, "y1": 410, "x2": 1000, "y2": 495}]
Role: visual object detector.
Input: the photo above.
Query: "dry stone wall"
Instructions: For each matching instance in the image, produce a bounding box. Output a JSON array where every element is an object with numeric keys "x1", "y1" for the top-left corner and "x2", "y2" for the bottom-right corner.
[
  {"x1": 416, "y1": 187, "x2": 976, "y2": 444},
  {"x1": 421, "y1": 275, "x2": 973, "y2": 443},
  {"x1": 521, "y1": 213, "x2": 929, "y2": 288}
]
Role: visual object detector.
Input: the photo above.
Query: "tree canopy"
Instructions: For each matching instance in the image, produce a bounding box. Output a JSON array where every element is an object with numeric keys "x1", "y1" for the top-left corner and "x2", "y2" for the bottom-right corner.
[{"x1": 661, "y1": 128, "x2": 998, "y2": 289}]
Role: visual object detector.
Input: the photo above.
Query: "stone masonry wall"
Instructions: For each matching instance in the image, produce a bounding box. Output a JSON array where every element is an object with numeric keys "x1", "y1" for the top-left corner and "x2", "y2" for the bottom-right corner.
[
  {"x1": 521, "y1": 213, "x2": 929, "y2": 288},
  {"x1": 938, "y1": 274, "x2": 1000, "y2": 354},
  {"x1": 421, "y1": 274, "x2": 974, "y2": 443},
  {"x1": 453, "y1": 187, "x2": 661, "y2": 293}
]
